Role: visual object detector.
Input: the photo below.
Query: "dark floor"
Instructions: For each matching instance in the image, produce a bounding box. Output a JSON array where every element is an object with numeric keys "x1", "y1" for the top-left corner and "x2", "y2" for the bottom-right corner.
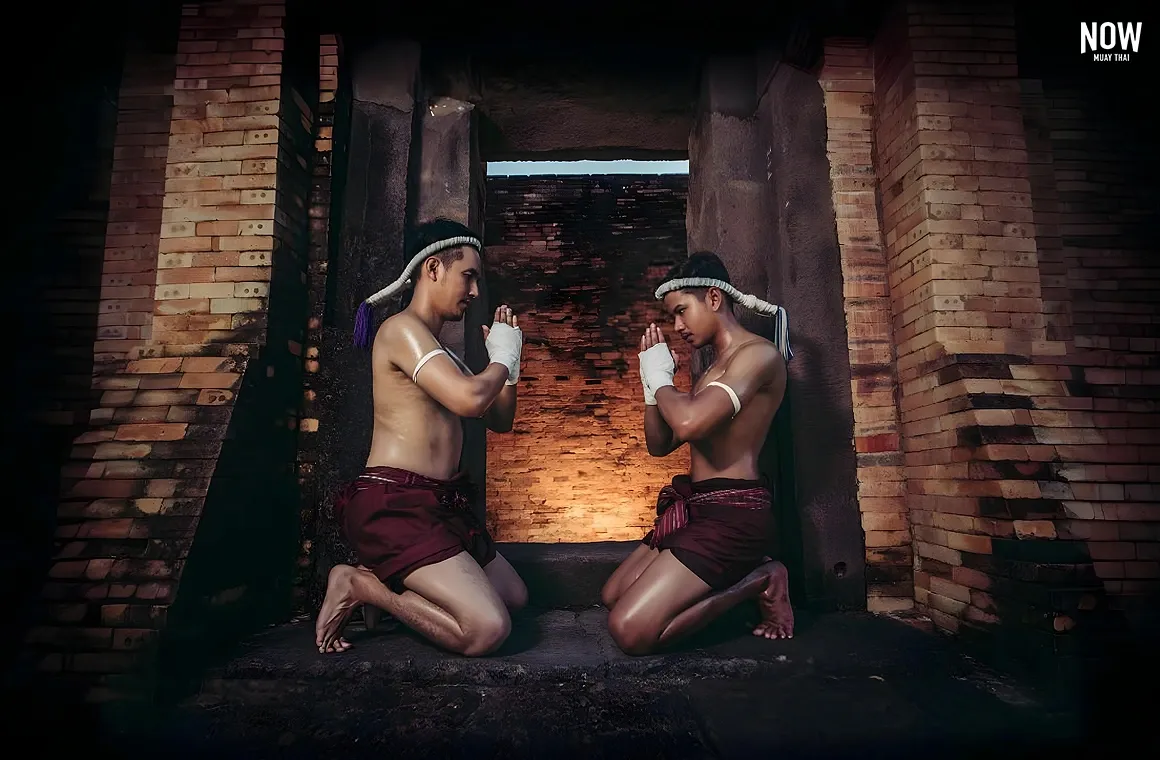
[{"x1": 60, "y1": 606, "x2": 1132, "y2": 759}]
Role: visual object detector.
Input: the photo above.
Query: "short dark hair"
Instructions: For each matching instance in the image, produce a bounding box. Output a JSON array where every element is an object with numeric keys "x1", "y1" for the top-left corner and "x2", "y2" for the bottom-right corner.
[
  {"x1": 406, "y1": 217, "x2": 480, "y2": 268},
  {"x1": 660, "y1": 251, "x2": 734, "y2": 307}
]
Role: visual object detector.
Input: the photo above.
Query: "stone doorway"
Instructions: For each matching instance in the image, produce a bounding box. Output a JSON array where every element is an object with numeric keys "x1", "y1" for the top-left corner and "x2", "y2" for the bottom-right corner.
[{"x1": 320, "y1": 38, "x2": 866, "y2": 611}]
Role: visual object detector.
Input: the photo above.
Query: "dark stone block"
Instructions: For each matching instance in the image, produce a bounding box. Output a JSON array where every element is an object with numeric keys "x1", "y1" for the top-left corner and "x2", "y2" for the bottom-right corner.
[
  {"x1": 966, "y1": 393, "x2": 1034, "y2": 410},
  {"x1": 957, "y1": 425, "x2": 1039, "y2": 447},
  {"x1": 991, "y1": 538, "x2": 1092, "y2": 565},
  {"x1": 146, "y1": 441, "x2": 223, "y2": 460},
  {"x1": 978, "y1": 497, "x2": 1065, "y2": 520}
]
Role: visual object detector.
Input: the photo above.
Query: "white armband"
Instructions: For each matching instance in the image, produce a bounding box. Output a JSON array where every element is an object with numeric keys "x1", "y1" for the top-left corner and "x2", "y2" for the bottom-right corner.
[
  {"x1": 411, "y1": 348, "x2": 448, "y2": 382},
  {"x1": 706, "y1": 381, "x2": 741, "y2": 417}
]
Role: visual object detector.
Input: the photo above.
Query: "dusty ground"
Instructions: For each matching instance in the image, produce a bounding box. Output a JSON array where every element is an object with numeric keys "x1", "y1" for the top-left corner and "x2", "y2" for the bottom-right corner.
[{"x1": 64, "y1": 608, "x2": 1117, "y2": 759}]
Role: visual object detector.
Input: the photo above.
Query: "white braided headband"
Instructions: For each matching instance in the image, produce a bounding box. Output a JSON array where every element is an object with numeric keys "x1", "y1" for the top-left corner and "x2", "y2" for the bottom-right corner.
[
  {"x1": 654, "y1": 277, "x2": 794, "y2": 361},
  {"x1": 367, "y1": 235, "x2": 481, "y2": 307},
  {"x1": 353, "y1": 235, "x2": 482, "y2": 349}
]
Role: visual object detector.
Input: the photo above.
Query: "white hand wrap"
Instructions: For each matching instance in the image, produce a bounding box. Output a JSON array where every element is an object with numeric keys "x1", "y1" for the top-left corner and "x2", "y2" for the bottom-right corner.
[
  {"x1": 638, "y1": 343, "x2": 675, "y2": 404},
  {"x1": 642, "y1": 377, "x2": 657, "y2": 406},
  {"x1": 485, "y1": 322, "x2": 523, "y2": 385}
]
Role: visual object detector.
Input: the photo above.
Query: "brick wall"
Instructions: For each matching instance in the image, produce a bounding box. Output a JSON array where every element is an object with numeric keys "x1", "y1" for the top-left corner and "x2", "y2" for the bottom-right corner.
[
  {"x1": 820, "y1": 39, "x2": 911, "y2": 612},
  {"x1": 871, "y1": 2, "x2": 1088, "y2": 642},
  {"x1": 1018, "y1": 70, "x2": 1160, "y2": 634},
  {"x1": 95, "y1": 53, "x2": 178, "y2": 362},
  {"x1": 483, "y1": 175, "x2": 692, "y2": 542},
  {"x1": 861, "y1": 2, "x2": 1160, "y2": 673},
  {"x1": 28, "y1": 0, "x2": 317, "y2": 703}
]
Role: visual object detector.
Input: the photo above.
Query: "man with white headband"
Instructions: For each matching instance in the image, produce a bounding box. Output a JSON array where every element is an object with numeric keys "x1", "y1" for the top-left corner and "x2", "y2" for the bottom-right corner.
[
  {"x1": 602, "y1": 251, "x2": 795, "y2": 654},
  {"x1": 315, "y1": 218, "x2": 528, "y2": 656}
]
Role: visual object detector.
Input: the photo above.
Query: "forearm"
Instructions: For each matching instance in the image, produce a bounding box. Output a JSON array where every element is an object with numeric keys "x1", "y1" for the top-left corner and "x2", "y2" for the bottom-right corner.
[
  {"x1": 468, "y1": 363, "x2": 511, "y2": 416},
  {"x1": 644, "y1": 404, "x2": 679, "y2": 456},
  {"x1": 486, "y1": 384, "x2": 517, "y2": 432},
  {"x1": 654, "y1": 385, "x2": 694, "y2": 436}
]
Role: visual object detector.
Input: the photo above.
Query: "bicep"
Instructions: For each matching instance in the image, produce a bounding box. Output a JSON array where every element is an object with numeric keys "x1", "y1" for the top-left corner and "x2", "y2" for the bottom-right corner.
[
  {"x1": 688, "y1": 345, "x2": 780, "y2": 430},
  {"x1": 386, "y1": 323, "x2": 479, "y2": 416},
  {"x1": 711, "y1": 346, "x2": 782, "y2": 406}
]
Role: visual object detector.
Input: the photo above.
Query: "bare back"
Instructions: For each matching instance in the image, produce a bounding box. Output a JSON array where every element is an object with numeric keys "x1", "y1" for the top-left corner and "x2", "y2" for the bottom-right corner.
[
  {"x1": 687, "y1": 332, "x2": 787, "y2": 482},
  {"x1": 366, "y1": 312, "x2": 466, "y2": 480}
]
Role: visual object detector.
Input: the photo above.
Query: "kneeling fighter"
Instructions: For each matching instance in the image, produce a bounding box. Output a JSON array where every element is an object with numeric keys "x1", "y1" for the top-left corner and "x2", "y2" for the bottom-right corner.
[
  {"x1": 315, "y1": 218, "x2": 529, "y2": 655},
  {"x1": 602, "y1": 251, "x2": 795, "y2": 654}
]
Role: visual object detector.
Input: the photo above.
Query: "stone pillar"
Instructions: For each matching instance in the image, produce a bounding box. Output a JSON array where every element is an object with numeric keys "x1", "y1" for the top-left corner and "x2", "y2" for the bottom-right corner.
[
  {"x1": 27, "y1": 0, "x2": 316, "y2": 704},
  {"x1": 308, "y1": 39, "x2": 419, "y2": 601},
  {"x1": 687, "y1": 55, "x2": 866, "y2": 609},
  {"x1": 686, "y1": 56, "x2": 765, "y2": 301},
  {"x1": 758, "y1": 61, "x2": 867, "y2": 611},
  {"x1": 413, "y1": 91, "x2": 488, "y2": 523}
]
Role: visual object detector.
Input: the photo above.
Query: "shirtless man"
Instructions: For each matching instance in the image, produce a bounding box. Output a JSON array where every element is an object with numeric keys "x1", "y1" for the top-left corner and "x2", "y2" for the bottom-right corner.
[
  {"x1": 602, "y1": 251, "x2": 795, "y2": 655},
  {"x1": 315, "y1": 218, "x2": 528, "y2": 655}
]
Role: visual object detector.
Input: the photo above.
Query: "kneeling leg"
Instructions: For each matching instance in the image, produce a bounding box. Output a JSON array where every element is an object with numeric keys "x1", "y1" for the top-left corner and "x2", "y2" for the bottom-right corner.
[
  {"x1": 600, "y1": 544, "x2": 661, "y2": 609},
  {"x1": 606, "y1": 554, "x2": 793, "y2": 655}
]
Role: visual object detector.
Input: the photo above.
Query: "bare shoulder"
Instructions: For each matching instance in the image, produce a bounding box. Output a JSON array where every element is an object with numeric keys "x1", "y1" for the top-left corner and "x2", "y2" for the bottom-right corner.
[
  {"x1": 373, "y1": 311, "x2": 444, "y2": 380},
  {"x1": 730, "y1": 335, "x2": 784, "y2": 372},
  {"x1": 376, "y1": 311, "x2": 433, "y2": 350}
]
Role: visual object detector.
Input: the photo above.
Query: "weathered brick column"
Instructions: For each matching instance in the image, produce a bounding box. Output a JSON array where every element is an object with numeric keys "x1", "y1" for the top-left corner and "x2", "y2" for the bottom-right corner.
[
  {"x1": 28, "y1": 0, "x2": 315, "y2": 703},
  {"x1": 94, "y1": 48, "x2": 178, "y2": 363},
  {"x1": 870, "y1": 3, "x2": 1101, "y2": 653},
  {"x1": 819, "y1": 39, "x2": 911, "y2": 612}
]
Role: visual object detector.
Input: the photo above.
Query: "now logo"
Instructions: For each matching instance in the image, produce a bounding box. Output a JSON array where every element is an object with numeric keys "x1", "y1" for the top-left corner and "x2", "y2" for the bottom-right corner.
[{"x1": 1080, "y1": 22, "x2": 1143, "y2": 54}]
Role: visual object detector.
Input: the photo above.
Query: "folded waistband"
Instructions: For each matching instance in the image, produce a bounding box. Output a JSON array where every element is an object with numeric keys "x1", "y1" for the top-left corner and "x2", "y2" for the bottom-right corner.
[
  {"x1": 676, "y1": 474, "x2": 770, "y2": 494},
  {"x1": 358, "y1": 465, "x2": 471, "y2": 491}
]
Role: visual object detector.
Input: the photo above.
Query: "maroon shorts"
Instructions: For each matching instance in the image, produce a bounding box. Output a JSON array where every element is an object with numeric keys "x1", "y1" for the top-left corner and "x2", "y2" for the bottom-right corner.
[
  {"x1": 641, "y1": 475, "x2": 774, "y2": 591},
  {"x1": 332, "y1": 465, "x2": 496, "y2": 592}
]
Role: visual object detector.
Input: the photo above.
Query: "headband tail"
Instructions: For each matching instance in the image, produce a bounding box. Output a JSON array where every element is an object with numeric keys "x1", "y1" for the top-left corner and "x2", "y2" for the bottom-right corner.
[
  {"x1": 351, "y1": 234, "x2": 482, "y2": 351},
  {"x1": 774, "y1": 307, "x2": 793, "y2": 363},
  {"x1": 353, "y1": 301, "x2": 374, "y2": 350}
]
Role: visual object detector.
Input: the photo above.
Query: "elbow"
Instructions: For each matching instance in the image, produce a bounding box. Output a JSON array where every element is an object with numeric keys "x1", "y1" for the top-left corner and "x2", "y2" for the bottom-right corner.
[
  {"x1": 671, "y1": 419, "x2": 695, "y2": 444},
  {"x1": 458, "y1": 384, "x2": 491, "y2": 419},
  {"x1": 646, "y1": 438, "x2": 675, "y2": 457}
]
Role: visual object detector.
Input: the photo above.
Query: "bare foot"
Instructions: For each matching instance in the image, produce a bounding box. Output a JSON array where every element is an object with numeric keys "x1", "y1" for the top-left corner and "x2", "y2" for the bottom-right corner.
[
  {"x1": 353, "y1": 565, "x2": 385, "y2": 631},
  {"x1": 315, "y1": 564, "x2": 360, "y2": 653},
  {"x1": 753, "y1": 561, "x2": 794, "y2": 639}
]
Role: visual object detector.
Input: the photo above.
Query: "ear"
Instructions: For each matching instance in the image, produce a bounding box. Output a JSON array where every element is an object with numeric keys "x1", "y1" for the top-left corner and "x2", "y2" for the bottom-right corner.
[
  {"x1": 423, "y1": 256, "x2": 440, "y2": 281},
  {"x1": 707, "y1": 287, "x2": 725, "y2": 312}
]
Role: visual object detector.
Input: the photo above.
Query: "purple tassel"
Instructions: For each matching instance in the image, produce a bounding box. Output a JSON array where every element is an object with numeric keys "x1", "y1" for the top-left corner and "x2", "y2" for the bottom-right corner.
[{"x1": 353, "y1": 301, "x2": 374, "y2": 350}]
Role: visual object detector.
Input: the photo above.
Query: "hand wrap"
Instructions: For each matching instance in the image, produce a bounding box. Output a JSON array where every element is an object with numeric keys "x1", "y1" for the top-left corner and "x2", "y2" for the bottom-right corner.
[
  {"x1": 485, "y1": 322, "x2": 523, "y2": 385},
  {"x1": 638, "y1": 342, "x2": 675, "y2": 405}
]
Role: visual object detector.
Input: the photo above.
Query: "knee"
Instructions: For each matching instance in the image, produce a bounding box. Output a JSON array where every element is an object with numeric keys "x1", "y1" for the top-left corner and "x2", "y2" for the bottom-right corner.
[
  {"x1": 507, "y1": 581, "x2": 529, "y2": 613},
  {"x1": 607, "y1": 607, "x2": 656, "y2": 656},
  {"x1": 460, "y1": 609, "x2": 511, "y2": 657},
  {"x1": 600, "y1": 580, "x2": 619, "y2": 610}
]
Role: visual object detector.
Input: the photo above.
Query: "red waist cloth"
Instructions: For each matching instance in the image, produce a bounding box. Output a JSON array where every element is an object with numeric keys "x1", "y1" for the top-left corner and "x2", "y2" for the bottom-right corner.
[
  {"x1": 641, "y1": 474, "x2": 775, "y2": 590},
  {"x1": 332, "y1": 465, "x2": 495, "y2": 591}
]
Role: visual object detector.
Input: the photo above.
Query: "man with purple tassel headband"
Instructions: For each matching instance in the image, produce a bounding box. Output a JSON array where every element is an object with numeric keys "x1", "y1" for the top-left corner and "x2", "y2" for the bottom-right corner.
[{"x1": 316, "y1": 218, "x2": 528, "y2": 655}]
